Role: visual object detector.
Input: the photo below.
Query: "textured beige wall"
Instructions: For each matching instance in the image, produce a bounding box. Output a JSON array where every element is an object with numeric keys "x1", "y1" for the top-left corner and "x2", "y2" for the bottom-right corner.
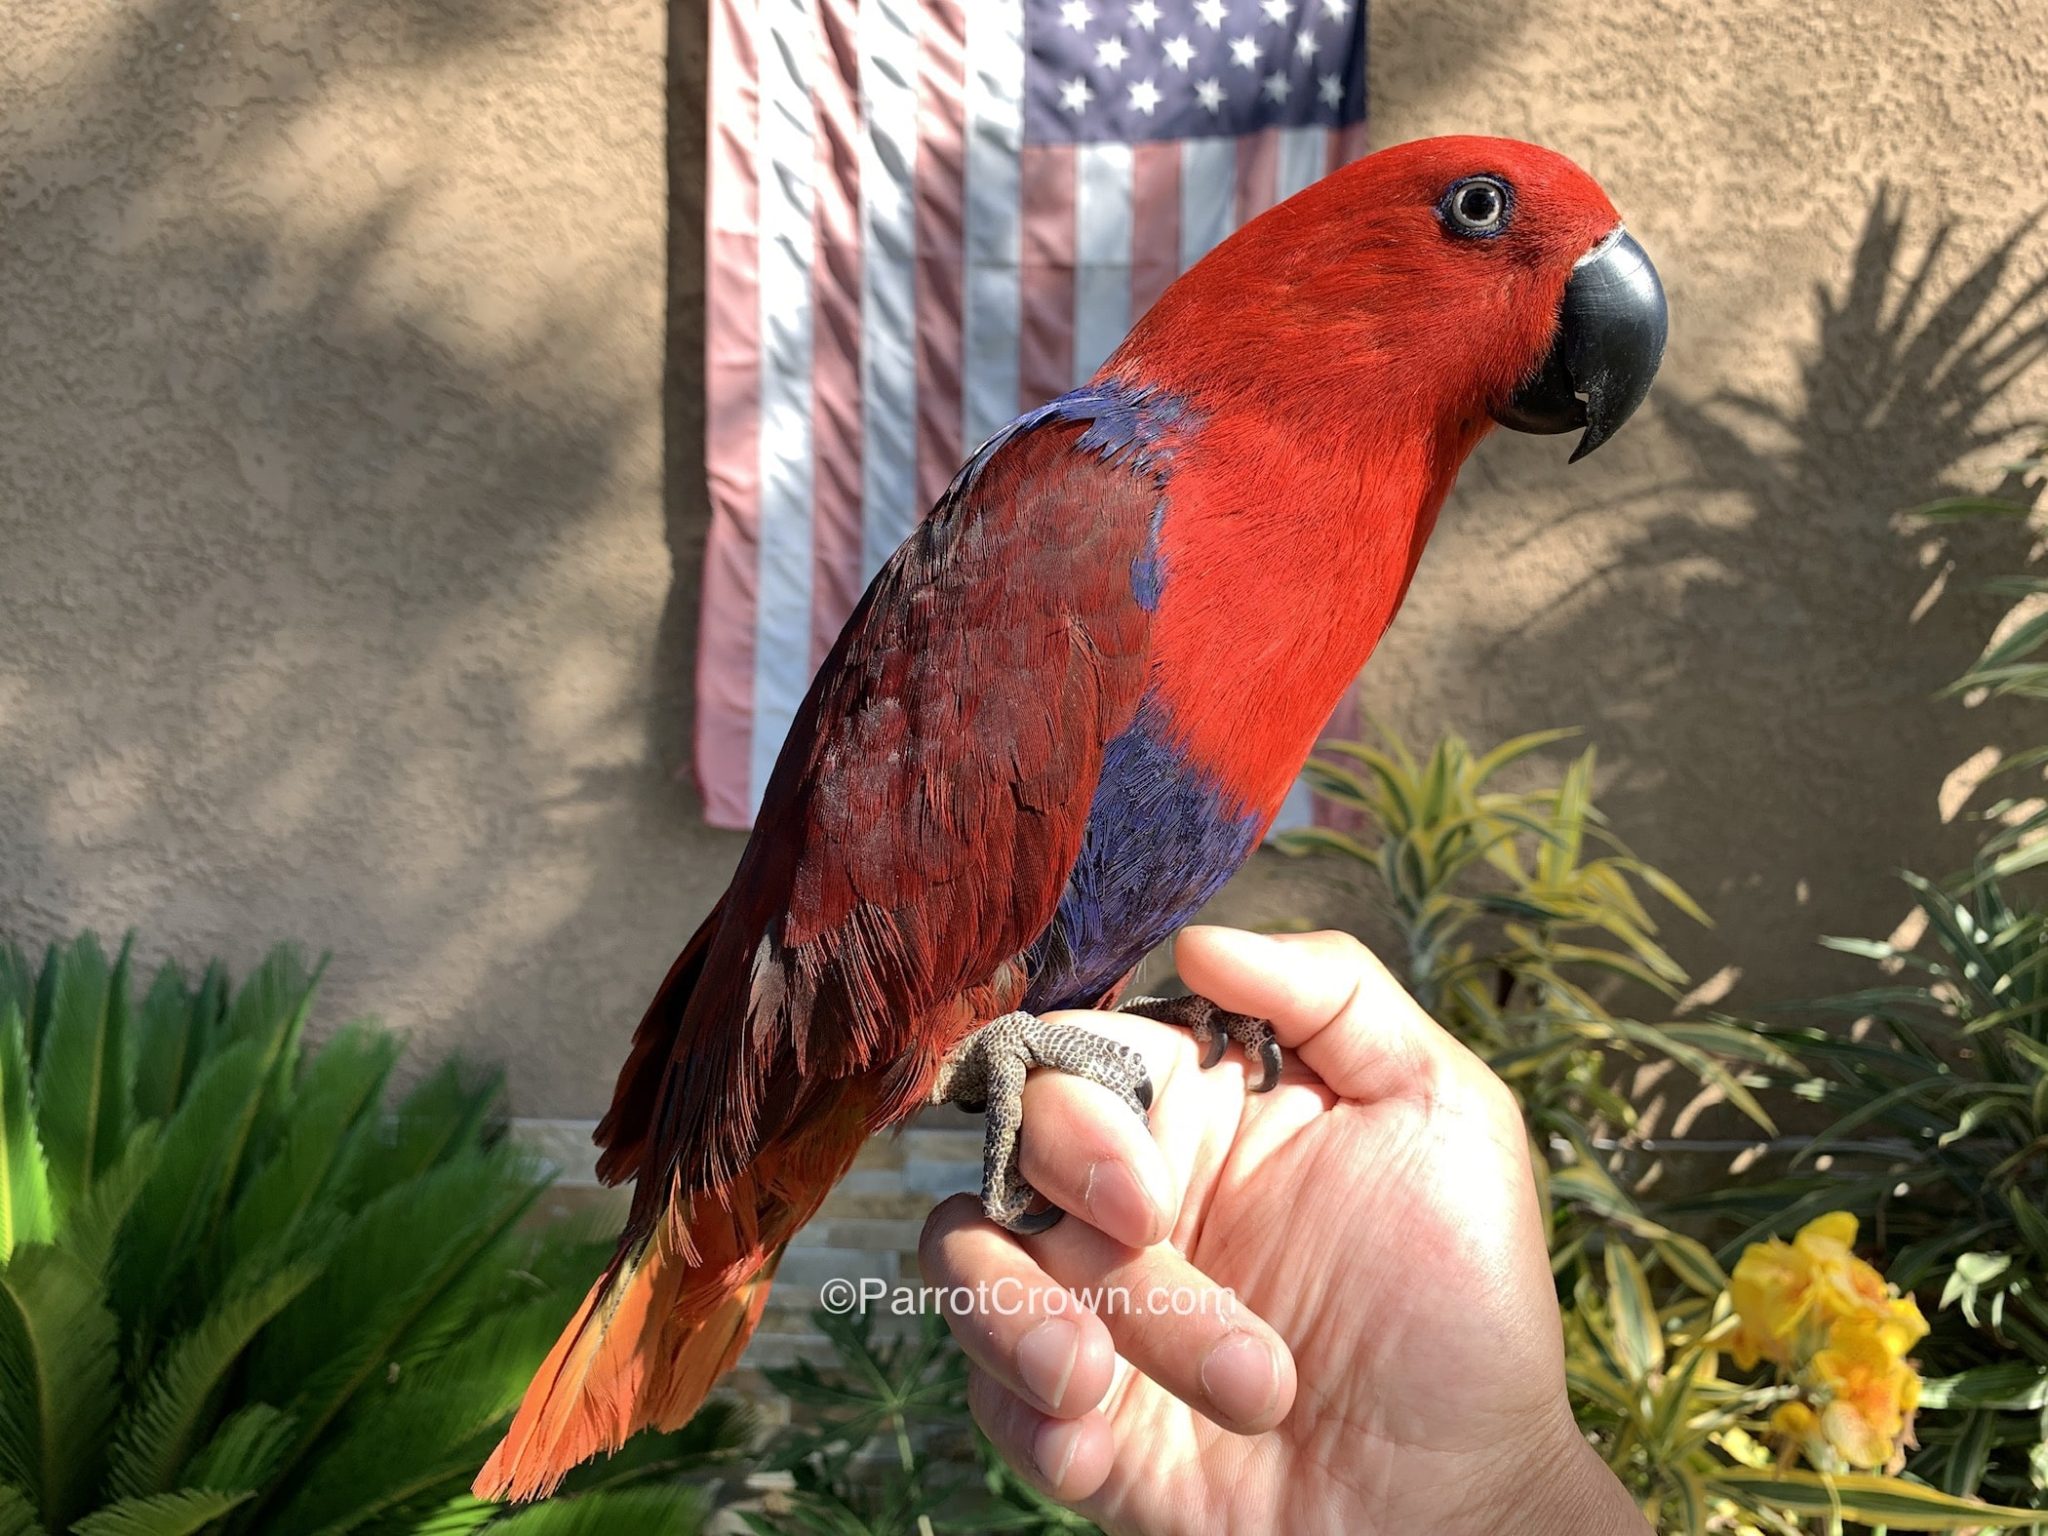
[{"x1": 2, "y1": 0, "x2": 2045, "y2": 1127}]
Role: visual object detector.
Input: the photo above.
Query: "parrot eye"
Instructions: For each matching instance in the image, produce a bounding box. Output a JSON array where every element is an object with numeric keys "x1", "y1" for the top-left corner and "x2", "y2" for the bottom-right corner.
[{"x1": 1440, "y1": 175, "x2": 1513, "y2": 238}]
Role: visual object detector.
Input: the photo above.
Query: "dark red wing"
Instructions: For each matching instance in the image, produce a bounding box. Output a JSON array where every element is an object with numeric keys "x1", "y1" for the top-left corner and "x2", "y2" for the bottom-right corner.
[{"x1": 603, "y1": 410, "x2": 1164, "y2": 1220}]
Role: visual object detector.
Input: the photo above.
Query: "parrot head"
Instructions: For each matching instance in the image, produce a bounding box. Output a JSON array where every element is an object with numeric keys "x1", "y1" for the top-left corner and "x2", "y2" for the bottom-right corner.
[{"x1": 1120, "y1": 134, "x2": 1668, "y2": 465}]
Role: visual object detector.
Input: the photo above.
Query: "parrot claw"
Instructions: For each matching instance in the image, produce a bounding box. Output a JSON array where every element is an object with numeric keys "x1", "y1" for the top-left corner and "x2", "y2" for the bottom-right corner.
[
  {"x1": 928, "y1": 1010, "x2": 1154, "y2": 1235},
  {"x1": 1120, "y1": 994, "x2": 1284, "y2": 1093}
]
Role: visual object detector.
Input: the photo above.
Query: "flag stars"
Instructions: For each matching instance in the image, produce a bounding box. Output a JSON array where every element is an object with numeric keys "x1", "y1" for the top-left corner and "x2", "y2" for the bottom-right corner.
[
  {"x1": 1128, "y1": 0, "x2": 1162, "y2": 30},
  {"x1": 1128, "y1": 76, "x2": 1161, "y2": 114},
  {"x1": 1260, "y1": 0, "x2": 1294, "y2": 21},
  {"x1": 1262, "y1": 69, "x2": 1290, "y2": 102},
  {"x1": 1163, "y1": 33, "x2": 1195, "y2": 69},
  {"x1": 1321, "y1": 0, "x2": 1352, "y2": 17},
  {"x1": 1195, "y1": 0, "x2": 1228, "y2": 29},
  {"x1": 1059, "y1": 75, "x2": 1095, "y2": 114},
  {"x1": 1294, "y1": 29, "x2": 1319, "y2": 59},
  {"x1": 1060, "y1": 0, "x2": 1092, "y2": 31},
  {"x1": 1194, "y1": 76, "x2": 1225, "y2": 112},
  {"x1": 1095, "y1": 34, "x2": 1129, "y2": 69},
  {"x1": 1317, "y1": 71, "x2": 1344, "y2": 107},
  {"x1": 1229, "y1": 34, "x2": 1262, "y2": 68}
]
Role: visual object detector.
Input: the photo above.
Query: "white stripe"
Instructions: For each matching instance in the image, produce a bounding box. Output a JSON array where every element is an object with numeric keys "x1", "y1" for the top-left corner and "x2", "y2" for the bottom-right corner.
[
  {"x1": 1275, "y1": 123, "x2": 1328, "y2": 201},
  {"x1": 1072, "y1": 141, "x2": 1134, "y2": 384},
  {"x1": 857, "y1": 0, "x2": 921, "y2": 580},
  {"x1": 961, "y1": 0, "x2": 1024, "y2": 452},
  {"x1": 750, "y1": 2, "x2": 816, "y2": 809},
  {"x1": 1179, "y1": 135, "x2": 1236, "y2": 273},
  {"x1": 1269, "y1": 776, "x2": 1316, "y2": 835}
]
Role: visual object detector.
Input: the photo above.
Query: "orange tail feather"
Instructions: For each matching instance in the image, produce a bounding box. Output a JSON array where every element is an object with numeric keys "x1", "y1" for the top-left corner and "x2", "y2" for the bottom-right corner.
[{"x1": 474, "y1": 1192, "x2": 784, "y2": 1502}]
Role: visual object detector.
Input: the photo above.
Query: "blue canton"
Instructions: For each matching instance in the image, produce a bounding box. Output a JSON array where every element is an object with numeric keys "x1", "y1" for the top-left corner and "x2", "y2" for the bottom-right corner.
[{"x1": 1024, "y1": 0, "x2": 1367, "y2": 147}]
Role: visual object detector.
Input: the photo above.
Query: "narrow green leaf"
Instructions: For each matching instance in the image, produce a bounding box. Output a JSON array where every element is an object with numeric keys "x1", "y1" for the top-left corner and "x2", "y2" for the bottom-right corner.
[
  {"x1": 1603, "y1": 1242, "x2": 1663, "y2": 1381},
  {"x1": 481, "y1": 1488, "x2": 712, "y2": 1536},
  {"x1": 32, "y1": 937, "x2": 133, "y2": 1207},
  {"x1": 130, "y1": 964, "x2": 198, "y2": 1127},
  {"x1": 0, "y1": 1481, "x2": 48, "y2": 1536},
  {"x1": 1707, "y1": 1468, "x2": 2041, "y2": 1527},
  {"x1": 0, "y1": 1245, "x2": 120, "y2": 1529},
  {"x1": 181, "y1": 1405, "x2": 293, "y2": 1495},
  {"x1": 0, "y1": 1006, "x2": 54, "y2": 1263},
  {"x1": 1917, "y1": 1361, "x2": 2048, "y2": 1412},
  {"x1": 1652, "y1": 1234, "x2": 1730, "y2": 1299},
  {"x1": 107, "y1": 1265, "x2": 317, "y2": 1498},
  {"x1": 69, "y1": 1489, "x2": 248, "y2": 1536}
]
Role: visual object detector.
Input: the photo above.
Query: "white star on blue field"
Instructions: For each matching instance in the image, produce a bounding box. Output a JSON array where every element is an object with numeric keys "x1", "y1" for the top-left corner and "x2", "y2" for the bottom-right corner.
[{"x1": 1027, "y1": 0, "x2": 1366, "y2": 146}]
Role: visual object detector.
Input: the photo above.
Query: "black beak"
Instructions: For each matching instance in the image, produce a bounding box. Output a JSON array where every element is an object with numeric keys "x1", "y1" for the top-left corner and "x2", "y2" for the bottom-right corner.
[{"x1": 1492, "y1": 228, "x2": 1667, "y2": 462}]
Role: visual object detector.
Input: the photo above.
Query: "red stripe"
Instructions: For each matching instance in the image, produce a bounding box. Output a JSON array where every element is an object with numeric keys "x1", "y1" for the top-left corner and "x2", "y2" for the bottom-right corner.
[
  {"x1": 696, "y1": 0, "x2": 763, "y2": 829},
  {"x1": 808, "y1": 0, "x2": 865, "y2": 670},
  {"x1": 1235, "y1": 125, "x2": 1279, "y2": 228},
  {"x1": 1130, "y1": 139, "x2": 1180, "y2": 319},
  {"x1": 1017, "y1": 143, "x2": 1075, "y2": 412},
  {"x1": 912, "y1": 0, "x2": 967, "y2": 514},
  {"x1": 1330, "y1": 118, "x2": 1370, "y2": 175}
]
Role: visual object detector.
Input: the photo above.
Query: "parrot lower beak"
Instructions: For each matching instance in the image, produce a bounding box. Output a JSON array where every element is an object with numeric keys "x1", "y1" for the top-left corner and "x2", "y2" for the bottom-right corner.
[{"x1": 1492, "y1": 226, "x2": 1668, "y2": 462}]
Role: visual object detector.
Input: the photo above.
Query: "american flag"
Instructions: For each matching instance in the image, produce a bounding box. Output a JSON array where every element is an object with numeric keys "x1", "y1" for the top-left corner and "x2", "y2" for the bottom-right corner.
[{"x1": 696, "y1": 0, "x2": 1370, "y2": 828}]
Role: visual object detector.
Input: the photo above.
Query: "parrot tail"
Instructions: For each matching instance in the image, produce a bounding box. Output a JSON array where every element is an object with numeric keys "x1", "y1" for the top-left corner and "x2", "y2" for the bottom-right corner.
[{"x1": 472, "y1": 1171, "x2": 801, "y2": 1503}]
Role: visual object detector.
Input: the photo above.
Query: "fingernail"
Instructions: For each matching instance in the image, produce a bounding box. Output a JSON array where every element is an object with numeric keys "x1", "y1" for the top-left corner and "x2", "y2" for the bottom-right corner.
[
  {"x1": 1085, "y1": 1157, "x2": 1164, "y2": 1244},
  {"x1": 1032, "y1": 1417, "x2": 1081, "y2": 1487},
  {"x1": 1200, "y1": 1330, "x2": 1278, "y2": 1425},
  {"x1": 1016, "y1": 1317, "x2": 1079, "y2": 1411}
]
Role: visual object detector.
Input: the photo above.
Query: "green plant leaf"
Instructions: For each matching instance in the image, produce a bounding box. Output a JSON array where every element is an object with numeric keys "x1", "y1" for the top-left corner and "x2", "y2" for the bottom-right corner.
[
  {"x1": 109, "y1": 1042, "x2": 267, "y2": 1329},
  {"x1": 130, "y1": 964, "x2": 199, "y2": 1127},
  {"x1": 107, "y1": 1265, "x2": 317, "y2": 1498},
  {"x1": 1706, "y1": 1468, "x2": 2042, "y2": 1527},
  {"x1": 1602, "y1": 1242, "x2": 1663, "y2": 1381},
  {"x1": 0, "y1": 1006, "x2": 53, "y2": 1264},
  {"x1": 180, "y1": 1406, "x2": 293, "y2": 1495},
  {"x1": 0, "y1": 1245, "x2": 120, "y2": 1529},
  {"x1": 32, "y1": 936, "x2": 133, "y2": 1209},
  {"x1": 0, "y1": 1481, "x2": 48, "y2": 1536},
  {"x1": 1918, "y1": 1360, "x2": 2048, "y2": 1412},
  {"x1": 69, "y1": 1489, "x2": 248, "y2": 1536}
]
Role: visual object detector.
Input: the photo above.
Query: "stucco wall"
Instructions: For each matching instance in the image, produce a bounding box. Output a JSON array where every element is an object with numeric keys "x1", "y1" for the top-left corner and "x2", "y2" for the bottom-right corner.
[{"x1": 3, "y1": 0, "x2": 2045, "y2": 1129}]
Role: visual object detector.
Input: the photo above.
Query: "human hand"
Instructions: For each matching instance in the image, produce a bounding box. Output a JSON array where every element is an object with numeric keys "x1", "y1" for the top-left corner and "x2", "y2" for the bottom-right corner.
[{"x1": 919, "y1": 926, "x2": 1651, "y2": 1535}]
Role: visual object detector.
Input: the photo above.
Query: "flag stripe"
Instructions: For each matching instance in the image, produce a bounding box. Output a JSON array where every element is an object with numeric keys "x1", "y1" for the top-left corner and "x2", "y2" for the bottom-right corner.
[
  {"x1": 1017, "y1": 143, "x2": 1075, "y2": 409},
  {"x1": 1072, "y1": 140, "x2": 1133, "y2": 383},
  {"x1": 1180, "y1": 134, "x2": 1236, "y2": 273},
  {"x1": 1275, "y1": 122, "x2": 1328, "y2": 201},
  {"x1": 1331, "y1": 115, "x2": 1370, "y2": 175},
  {"x1": 748, "y1": 0, "x2": 820, "y2": 807},
  {"x1": 912, "y1": 0, "x2": 968, "y2": 513},
  {"x1": 856, "y1": 0, "x2": 922, "y2": 581},
  {"x1": 696, "y1": 0, "x2": 765, "y2": 828},
  {"x1": 699, "y1": 1, "x2": 1371, "y2": 827},
  {"x1": 1130, "y1": 138, "x2": 1180, "y2": 317},
  {"x1": 962, "y1": 0, "x2": 1026, "y2": 452},
  {"x1": 1234, "y1": 124, "x2": 1278, "y2": 227},
  {"x1": 809, "y1": 0, "x2": 865, "y2": 669}
]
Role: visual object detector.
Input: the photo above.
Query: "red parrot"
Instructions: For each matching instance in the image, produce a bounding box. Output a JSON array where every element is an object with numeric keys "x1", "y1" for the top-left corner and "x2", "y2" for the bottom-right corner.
[{"x1": 477, "y1": 134, "x2": 1667, "y2": 1498}]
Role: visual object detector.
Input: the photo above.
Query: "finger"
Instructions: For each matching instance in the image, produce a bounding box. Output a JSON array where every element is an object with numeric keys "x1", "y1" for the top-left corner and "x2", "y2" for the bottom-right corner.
[
  {"x1": 919, "y1": 1194, "x2": 1119, "y2": 1418},
  {"x1": 968, "y1": 1367, "x2": 1116, "y2": 1503},
  {"x1": 1173, "y1": 926, "x2": 1480, "y2": 1105},
  {"x1": 1027, "y1": 1215, "x2": 1296, "y2": 1434},
  {"x1": 1018, "y1": 1071, "x2": 1179, "y2": 1248}
]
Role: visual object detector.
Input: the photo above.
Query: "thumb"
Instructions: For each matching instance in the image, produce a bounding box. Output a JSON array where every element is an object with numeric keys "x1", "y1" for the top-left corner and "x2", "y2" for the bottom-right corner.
[{"x1": 1171, "y1": 926, "x2": 1484, "y2": 1106}]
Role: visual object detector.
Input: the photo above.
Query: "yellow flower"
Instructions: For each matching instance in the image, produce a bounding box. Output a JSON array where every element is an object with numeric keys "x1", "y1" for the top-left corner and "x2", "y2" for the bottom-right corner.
[
  {"x1": 1730, "y1": 1236, "x2": 1812, "y2": 1369},
  {"x1": 1727, "y1": 1212, "x2": 1925, "y2": 1371},
  {"x1": 1810, "y1": 1317, "x2": 1921, "y2": 1472},
  {"x1": 1768, "y1": 1399, "x2": 1826, "y2": 1466}
]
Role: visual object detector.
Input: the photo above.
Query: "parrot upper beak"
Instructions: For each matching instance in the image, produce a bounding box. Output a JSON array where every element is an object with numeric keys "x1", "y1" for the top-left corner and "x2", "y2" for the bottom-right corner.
[{"x1": 1492, "y1": 226, "x2": 1668, "y2": 462}]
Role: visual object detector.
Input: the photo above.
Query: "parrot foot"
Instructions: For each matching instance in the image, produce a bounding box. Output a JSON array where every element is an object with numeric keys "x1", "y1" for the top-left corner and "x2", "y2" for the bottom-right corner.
[
  {"x1": 1119, "y1": 994, "x2": 1283, "y2": 1093},
  {"x1": 928, "y1": 1011, "x2": 1154, "y2": 1236}
]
